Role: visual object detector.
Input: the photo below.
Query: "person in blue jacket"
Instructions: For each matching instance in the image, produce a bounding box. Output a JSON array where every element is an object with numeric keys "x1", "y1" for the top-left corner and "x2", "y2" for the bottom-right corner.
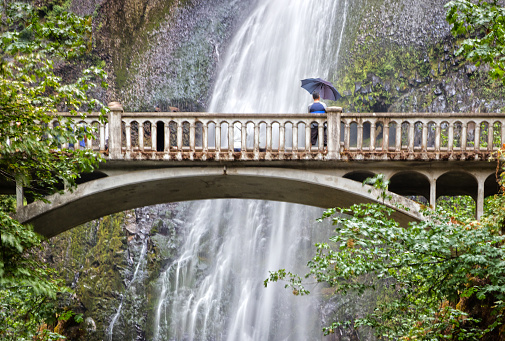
[{"x1": 307, "y1": 91, "x2": 327, "y2": 146}]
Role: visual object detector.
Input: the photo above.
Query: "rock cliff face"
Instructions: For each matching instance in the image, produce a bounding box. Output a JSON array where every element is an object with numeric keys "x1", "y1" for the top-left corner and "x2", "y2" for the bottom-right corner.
[{"x1": 333, "y1": 0, "x2": 505, "y2": 113}]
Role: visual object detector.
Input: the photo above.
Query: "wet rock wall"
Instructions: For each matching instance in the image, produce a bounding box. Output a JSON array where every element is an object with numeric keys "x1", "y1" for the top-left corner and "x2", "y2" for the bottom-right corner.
[{"x1": 333, "y1": 0, "x2": 505, "y2": 113}]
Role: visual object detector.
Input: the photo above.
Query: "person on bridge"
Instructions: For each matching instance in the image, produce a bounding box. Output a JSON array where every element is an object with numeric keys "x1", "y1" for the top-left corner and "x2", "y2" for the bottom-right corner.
[{"x1": 308, "y1": 91, "x2": 327, "y2": 146}]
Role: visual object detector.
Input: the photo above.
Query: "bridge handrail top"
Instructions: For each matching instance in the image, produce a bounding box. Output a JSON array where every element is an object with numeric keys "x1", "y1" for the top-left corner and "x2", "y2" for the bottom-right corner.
[
  {"x1": 341, "y1": 112, "x2": 505, "y2": 119},
  {"x1": 51, "y1": 111, "x2": 505, "y2": 119}
]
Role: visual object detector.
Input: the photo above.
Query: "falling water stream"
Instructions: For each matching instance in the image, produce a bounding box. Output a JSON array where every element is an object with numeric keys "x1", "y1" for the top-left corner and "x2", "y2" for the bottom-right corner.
[{"x1": 152, "y1": 0, "x2": 346, "y2": 340}]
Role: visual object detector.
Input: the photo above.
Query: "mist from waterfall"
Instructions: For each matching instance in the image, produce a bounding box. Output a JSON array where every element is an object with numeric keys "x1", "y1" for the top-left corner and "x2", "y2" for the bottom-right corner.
[{"x1": 153, "y1": 0, "x2": 344, "y2": 340}]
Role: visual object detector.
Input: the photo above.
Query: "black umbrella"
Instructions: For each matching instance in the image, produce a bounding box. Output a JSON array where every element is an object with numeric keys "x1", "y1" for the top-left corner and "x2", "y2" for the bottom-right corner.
[{"x1": 301, "y1": 78, "x2": 342, "y2": 101}]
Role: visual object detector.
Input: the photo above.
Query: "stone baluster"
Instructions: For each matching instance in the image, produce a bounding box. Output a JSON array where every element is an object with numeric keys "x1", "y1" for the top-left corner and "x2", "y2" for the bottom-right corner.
[
  {"x1": 435, "y1": 123, "x2": 441, "y2": 153},
  {"x1": 228, "y1": 122, "x2": 234, "y2": 152},
  {"x1": 408, "y1": 122, "x2": 415, "y2": 152},
  {"x1": 395, "y1": 122, "x2": 401, "y2": 152},
  {"x1": 488, "y1": 122, "x2": 494, "y2": 151},
  {"x1": 370, "y1": 121, "x2": 376, "y2": 151},
  {"x1": 125, "y1": 122, "x2": 131, "y2": 151},
  {"x1": 108, "y1": 102, "x2": 123, "y2": 158},
  {"x1": 241, "y1": 122, "x2": 247, "y2": 153},
  {"x1": 448, "y1": 122, "x2": 454, "y2": 152},
  {"x1": 305, "y1": 121, "x2": 311, "y2": 151},
  {"x1": 215, "y1": 123, "x2": 221, "y2": 153},
  {"x1": 318, "y1": 121, "x2": 324, "y2": 151},
  {"x1": 461, "y1": 122, "x2": 467, "y2": 151},
  {"x1": 383, "y1": 121, "x2": 390, "y2": 151},
  {"x1": 86, "y1": 122, "x2": 93, "y2": 149},
  {"x1": 139, "y1": 122, "x2": 145, "y2": 151},
  {"x1": 266, "y1": 123, "x2": 273, "y2": 156},
  {"x1": 292, "y1": 122, "x2": 298, "y2": 153},
  {"x1": 254, "y1": 122, "x2": 260, "y2": 153},
  {"x1": 421, "y1": 122, "x2": 428, "y2": 152},
  {"x1": 100, "y1": 123, "x2": 106, "y2": 151},
  {"x1": 344, "y1": 122, "x2": 350, "y2": 150},
  {"x1": 501, "y1": 122, "x2": 505, "y2": 147},
  {"x1": 357, "y1": 122, "x2": 363, "y2": 150},
  {"x1": 164, "y1": 121, "x2": 170, "y2": 152},
  {"x1": 203, "y1": 122, "x2": 209, "y2": 152},
  {"x1": 152, "y1": 121, "x2": 158, "y2": 152},
  {"x1": 280, "y1": 122, "x2": 285, "y2": 152},
  {"x1": 474, "y1": 122, "x2": 480, "y2": 151},
  {"x1": 177, "y1": 121, "x2": 183, "y2": 151},
  {"x1": 189, "y1": 121, "x2": 195, "y2": 150}
]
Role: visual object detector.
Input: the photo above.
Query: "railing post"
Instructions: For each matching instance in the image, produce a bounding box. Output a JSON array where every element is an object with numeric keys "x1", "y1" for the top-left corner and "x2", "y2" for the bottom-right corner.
[
  {"x1": 327, "y1": 107, "x2": 341, "y2": 159},
  {"x1": 107, "y1": 102, "x2": 123, "y2": 159}
]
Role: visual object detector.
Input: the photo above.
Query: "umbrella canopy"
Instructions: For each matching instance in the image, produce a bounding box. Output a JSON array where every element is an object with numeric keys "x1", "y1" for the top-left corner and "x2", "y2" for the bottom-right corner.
[{"x1": 301, "y1": 78, "x2": 342, "y2": 101}]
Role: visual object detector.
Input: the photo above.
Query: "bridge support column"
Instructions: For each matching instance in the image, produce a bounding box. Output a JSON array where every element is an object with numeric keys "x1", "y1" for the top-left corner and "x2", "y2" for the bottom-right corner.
[
  {"x1": 16, "y1": 177, "x2": 24, "y2": 210},
  {"x1": 430, "y1": 178, "x2": 437, "y2": 210},
  {"x1": 108, "y1": 102, "x2": 123, "y2": 159},
  {"x1": 327, "y1": 107, "x2": 342, "y2": 160},
  {"x1": 476, "y1": 177, "x2": 485, "y2": 220}
]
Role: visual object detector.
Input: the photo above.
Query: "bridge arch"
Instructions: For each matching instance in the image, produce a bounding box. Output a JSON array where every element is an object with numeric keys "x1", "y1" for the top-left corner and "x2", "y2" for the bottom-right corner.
[
  {"x1": 17, "y1": 167, "x2": 422, "y2": 238},
  {"x1": 437, "y1": 171, "x2": 478, "y2": 199},
  {"x1": 389, "y1": 171, "x2": 430, "y2": 200},
  {"x1": 343, "y1": 170, "x2": 376, "y2": 183}
]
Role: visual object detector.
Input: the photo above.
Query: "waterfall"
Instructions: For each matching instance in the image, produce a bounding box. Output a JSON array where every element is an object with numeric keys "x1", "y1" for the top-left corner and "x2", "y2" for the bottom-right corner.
[{"x1": 153, "y1": 0, "x2": 345, "y2": 340}]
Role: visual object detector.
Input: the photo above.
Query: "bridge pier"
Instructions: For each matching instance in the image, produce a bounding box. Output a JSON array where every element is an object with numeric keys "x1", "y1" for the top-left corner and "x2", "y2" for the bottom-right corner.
[
  {"x1": 16, "y1": 178, "x2": 24, "y2": 210},
  {"x1": 477, "y1": 177, "x2": 485, "y2": 220}
]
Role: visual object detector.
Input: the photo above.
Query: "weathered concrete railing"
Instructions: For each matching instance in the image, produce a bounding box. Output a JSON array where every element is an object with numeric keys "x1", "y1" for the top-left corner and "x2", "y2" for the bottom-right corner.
[
  {"x1": 340, "y1": 112, "x2": 505, "y2": 160},
  {"x1": 53, "y1": 103, "x2": 505, "y2": 161}
]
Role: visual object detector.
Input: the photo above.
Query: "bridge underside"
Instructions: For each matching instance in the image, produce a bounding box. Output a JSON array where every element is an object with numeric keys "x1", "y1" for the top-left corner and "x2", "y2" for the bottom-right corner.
[{"x1": 16, "y1": 167, "x2": 422, "y2": 238}]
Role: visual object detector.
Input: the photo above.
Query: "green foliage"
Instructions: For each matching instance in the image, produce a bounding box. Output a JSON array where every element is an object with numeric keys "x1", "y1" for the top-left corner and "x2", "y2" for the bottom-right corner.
[
  {"x1": 0, "y1": 2, "x2": 108, "y2": 201},
  {"x1": 446, "y1": 0, "x2": 505, "y2": 85},
  {"x1": 0, "y1": 2, "x2": 108, "y2": 338},
  {"x1": 265, "y1": 173, "x2": 505, "y2": 340}
]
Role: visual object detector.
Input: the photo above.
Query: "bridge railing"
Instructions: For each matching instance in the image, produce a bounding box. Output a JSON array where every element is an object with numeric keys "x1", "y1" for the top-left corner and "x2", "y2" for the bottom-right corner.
[{"x1": 51, "y1": 103, "x2": 505, "y2": 161}]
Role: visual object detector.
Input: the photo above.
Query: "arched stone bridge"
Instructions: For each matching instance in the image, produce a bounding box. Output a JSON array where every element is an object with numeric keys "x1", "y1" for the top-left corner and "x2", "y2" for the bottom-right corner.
[{"x1": 14, "y1": 103, "x2": 504, "y2": 237}]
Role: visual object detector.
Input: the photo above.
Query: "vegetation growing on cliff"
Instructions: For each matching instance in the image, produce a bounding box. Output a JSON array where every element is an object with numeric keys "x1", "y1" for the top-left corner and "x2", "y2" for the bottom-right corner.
[
  {"x1": 0, "y1": 2, "x2": 107, "y2": 339},
  {"x1": 446, "y1": 0, "x2": 505, "y2": 85}
]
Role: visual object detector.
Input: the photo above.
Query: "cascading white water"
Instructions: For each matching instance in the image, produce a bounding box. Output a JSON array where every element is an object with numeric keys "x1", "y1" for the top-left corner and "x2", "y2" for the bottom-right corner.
[{"x1": 154, "y1": 1, "x2": 346, "y2": 340}]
